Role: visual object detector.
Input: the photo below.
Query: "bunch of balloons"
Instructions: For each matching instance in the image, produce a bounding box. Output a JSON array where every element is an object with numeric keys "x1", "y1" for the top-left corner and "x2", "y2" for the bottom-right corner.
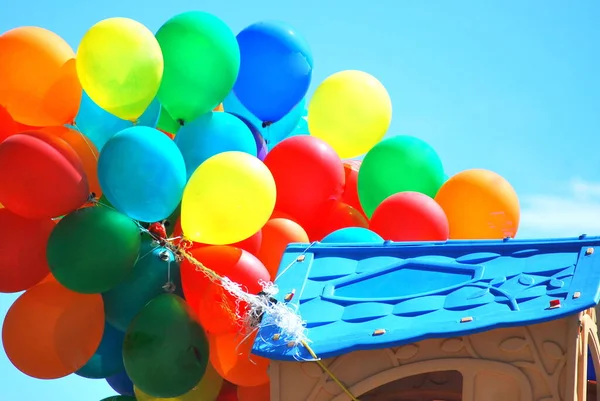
[{"x1": 0, "y1": 9, "x2": 520, "y2": 401}]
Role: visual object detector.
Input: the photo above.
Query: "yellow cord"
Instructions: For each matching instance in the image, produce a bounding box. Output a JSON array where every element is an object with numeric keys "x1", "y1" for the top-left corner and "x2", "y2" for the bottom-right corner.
[{"x1": 301, "y1": 341, "x2": 360, "y2": 401}]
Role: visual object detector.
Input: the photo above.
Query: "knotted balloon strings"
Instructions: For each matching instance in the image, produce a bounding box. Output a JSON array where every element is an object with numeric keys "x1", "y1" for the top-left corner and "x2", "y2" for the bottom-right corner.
[
  {"x1": 136, "y1": 221, "x2": 310, "y2": 348},
  {"x1": 93, "y1": 202, "x2": 358, "y2": 399}
]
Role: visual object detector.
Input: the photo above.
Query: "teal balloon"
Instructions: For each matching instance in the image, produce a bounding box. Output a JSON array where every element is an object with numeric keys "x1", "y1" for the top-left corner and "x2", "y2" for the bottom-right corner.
[
  {"x1": 322, "y1": 227, "x2": 383, "y2": 243},
  {"x1": 124, "y1": 294, "x2": 209, "y2": 398},
  {"x1": 103, "y1": 240, "x2": 182, "y2": 332},
  {"x1": 74, "y1": 91, "x2": 160, "y2": 150},
  {"x1": 47, "y1": 206, "x2": 142, "y2": 294},
  {"x1": 223, "y1": 91, "x2": 305, "y2": 148},
  {"x1": 175, "y1": 112, "x2": 256, "y2": 180},
  {"x1": 76, "y1": 322, "x2": 125, "y2": 379},
  {"x1": 98, "y1": 126, "x2": 187, "y2": 223}
]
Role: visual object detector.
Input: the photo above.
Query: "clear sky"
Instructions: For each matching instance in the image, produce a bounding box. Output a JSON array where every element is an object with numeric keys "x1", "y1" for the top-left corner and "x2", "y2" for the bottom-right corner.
[{"x1": 2, "y1": 1, "x2": 600, "y2": 400}]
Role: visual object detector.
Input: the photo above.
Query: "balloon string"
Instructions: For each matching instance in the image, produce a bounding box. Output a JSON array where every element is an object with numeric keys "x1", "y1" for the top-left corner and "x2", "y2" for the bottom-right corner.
[
  {"x1": 275, "y1": 242, "x2": 316, "y2": 282},
  {"x1": 87, "y1": 202, "x2": 357, "y2": 397}
]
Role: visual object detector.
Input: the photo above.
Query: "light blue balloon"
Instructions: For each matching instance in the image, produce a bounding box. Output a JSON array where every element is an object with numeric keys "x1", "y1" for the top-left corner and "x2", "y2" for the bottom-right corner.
[
  {"x1": 322, "y1": 227, "x2": 383, "y2": 243},
  {"x1": 223, "y1": 91, "x2": 305, "y2": 148},
  {"x1": 175, "y1": 112, "x2": 256, "y2": 180},
  {"x1": 74, "y1": 91, "x2": 161, "y2": 150},
  {"x1": 280, "y1": 115, "x2": 309, "y2": 148},
  {"x1": 98, "y1": 127, "x2": 186, "y2": 223}
]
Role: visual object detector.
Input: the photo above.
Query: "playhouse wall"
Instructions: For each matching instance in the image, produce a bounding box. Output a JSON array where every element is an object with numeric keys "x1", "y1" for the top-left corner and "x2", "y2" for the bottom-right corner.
[{"x1": 270, "y1": 314, "x2": 584, "y2": 401}]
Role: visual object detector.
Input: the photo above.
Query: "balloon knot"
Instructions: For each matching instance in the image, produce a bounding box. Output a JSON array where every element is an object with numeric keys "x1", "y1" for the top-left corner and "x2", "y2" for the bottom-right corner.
[
  {"x1": 87, "y1": 192, "x2": 97, "y2": 202},
  {"x1": 248, "y1": 291, "x2": 279, "y2": 328},
  {"x1": 177, "y1": 118, "x2": 185, "y2": 126},
  {"x1": 148, "y1": 222, "x2": 167, "y2": 240},
  {"x1": 162, "y1": 282, "x2": 176, "y2": 293},
  {"x1": 158, "y1": 250, "x2": 171, "y2": 261},
  {"x1": 262, "y1": 121, "x2": 273, "y2": 128}
]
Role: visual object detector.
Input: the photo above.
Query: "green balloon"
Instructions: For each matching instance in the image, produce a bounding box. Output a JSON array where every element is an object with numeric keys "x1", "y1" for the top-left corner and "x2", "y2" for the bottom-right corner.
[
  {"x1": 123, "y1": 293, "x2": 209, "y2": 398},
  {"x1": 98, "y1": 194, "x2": 114, "y2": 208},
  {"x1": 156, "y1": 106, "x2": 181, "y2": 136},
  {"x1": 47, "y1": 206, "x2": 142, "y2": 294},
  {"x1": 358, "y1": 135, "x2": 445, "y2": 217},
  {"x1": 103, "y1": 239, "x2": 182, "y2": 332},
  {"x1": 156, "y1": 11, "x2": 240, "y2": 124}
]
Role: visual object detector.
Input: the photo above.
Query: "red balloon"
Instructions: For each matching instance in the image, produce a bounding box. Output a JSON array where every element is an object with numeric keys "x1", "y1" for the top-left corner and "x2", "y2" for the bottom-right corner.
[
  {"x1": 0, "y1": 132, "x2": 89, "y2": 219},
  {"x1": 180, "y1": 246, "x2": 270, "y2": 335},
  {"x1": 341, "y1": 160, "x2": 367, "y2": 219},
  {"x1": 238, "y1": 382, "x2": 270, "y2": 401},
  {"x1": 306, "y1": 200, "x2": 369, "y2": 241},
  {"x1": 264, "y1": 136, "x2": 345, "y2": 227},
  {"x1": 217, "y1": 381, "x2": 238, "y2": 401},
  {"x1": 370, "y1": 192, "x2": 449, "y2": 241},
  {"x1": 0, "y1": 209, "x2": 55, "y2": 293}
]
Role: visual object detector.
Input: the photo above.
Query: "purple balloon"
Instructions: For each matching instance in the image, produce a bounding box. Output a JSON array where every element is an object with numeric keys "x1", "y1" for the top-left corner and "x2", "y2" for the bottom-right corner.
[
  {"x1": 106, "y1": 370, "x2": 134, "y2": 397},
  {"x1": 227, "y1": 112, "x2": 267, "y2": 161}
]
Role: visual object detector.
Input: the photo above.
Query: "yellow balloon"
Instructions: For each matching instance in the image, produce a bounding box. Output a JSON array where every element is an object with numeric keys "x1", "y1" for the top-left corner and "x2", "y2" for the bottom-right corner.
[
  {"x1": 76, "y1": 17, "x2": 164, "y2": 121},
  {"x1": 181, "y1": 151, "x2": 276, "y2": 245},
  {"x1": 135, "y1": 363, "x2": 223, "y2": 401},
  {"x1": 308, "y1": 70, "x2": 392, "y2": 159}
]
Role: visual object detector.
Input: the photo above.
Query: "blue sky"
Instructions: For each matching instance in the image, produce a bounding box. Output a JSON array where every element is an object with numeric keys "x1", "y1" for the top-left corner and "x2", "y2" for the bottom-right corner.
[{"x1": 2, "y1": 0, "x2": 600, "y2": 400}]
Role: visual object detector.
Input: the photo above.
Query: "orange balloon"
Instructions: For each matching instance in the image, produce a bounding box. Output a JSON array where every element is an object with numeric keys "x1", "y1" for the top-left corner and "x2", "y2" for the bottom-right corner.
[
  {"x1": 434, "y1": 169, "x2": 520, "y2": 239},
  {"x1": 258, "y1": 218, "x2": 309, "y2": 277},
  {"x1": 0, "y1": 106, "x2": 18, "y2": 143},
  {"x1": 214, "y1": 104, "x2": 224, "y2": 112},
  {"x1": 2, "y1": 278, "x2": 105, "y2": 379},
  {"x1": 209, "y1": 332, "x2": 270, "y2": 387},
  {"x1": 0, "y1": 27, "x2": 82, "y2": 127},
  {"x1": 37, "y1": 126, "x2": 101, "y2": 198},
  {"x1": 238, "y1": 383, "x2": 270, "y2": 401}
]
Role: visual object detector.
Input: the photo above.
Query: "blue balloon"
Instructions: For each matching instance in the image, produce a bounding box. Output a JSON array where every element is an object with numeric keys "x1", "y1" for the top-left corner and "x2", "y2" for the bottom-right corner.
[
  {"x1": 234, "y1": 21, "x2": 313, "y2": 123},
  {"x1": 103, "y1": 239, "x2": 182, "y2": 332},
  {"x1": 322, "y1": 227, "x2": 383, "y2": 243},
  {"x1": 74, "y1": 91, "x2": 161, "y2": 150},
  {"x1": 175, "y1": 112, "x2": 256, "y2": 179},
  {"x1": 223, "y1": 91, "x2": 305, "y2": 148},
  {"x1": 98, "y1": 127, "x2": 186, "y2": 222},
  {"x1": 75, "y1": 322, "x2": 125, "y2": 379},
  {"x1": 106, "y1": 370, "x2": 135, "y2": 397}
]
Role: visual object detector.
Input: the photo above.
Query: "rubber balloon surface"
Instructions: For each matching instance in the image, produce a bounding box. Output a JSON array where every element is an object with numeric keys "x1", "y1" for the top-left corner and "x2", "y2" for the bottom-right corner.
[
  {"x1": 0, "y1": 132, "x2": 89, "y2": 219},
  {"x1": 435, "y1": 169, "x2": 520, "y2": 239},
  {"x1": 0, "y1": 26, "x2": 81, "y2": 126},
  {"x1": 77, "y1": 18, "x2": 164, "y2": 121},
  {"x1": 2, "y1": 279, "x2": 104, "y2": 379}
]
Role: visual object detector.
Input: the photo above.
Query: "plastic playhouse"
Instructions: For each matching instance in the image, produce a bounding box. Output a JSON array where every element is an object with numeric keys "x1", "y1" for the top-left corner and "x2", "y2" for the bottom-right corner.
[{"x1": 253, "y1": 236, "x2": 600, "y2": 401}]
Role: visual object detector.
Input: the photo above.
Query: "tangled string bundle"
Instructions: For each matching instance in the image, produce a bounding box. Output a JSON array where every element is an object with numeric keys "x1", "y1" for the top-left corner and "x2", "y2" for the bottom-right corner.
[{"x1": 143, "y1": 224, "x2": 310, "y2": 348}]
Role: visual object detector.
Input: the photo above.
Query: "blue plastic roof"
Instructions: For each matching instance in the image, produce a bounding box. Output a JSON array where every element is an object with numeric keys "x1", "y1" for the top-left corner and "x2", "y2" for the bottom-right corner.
[{"x1": 252, "y1": 236, "x2": 600, "y2": 361}]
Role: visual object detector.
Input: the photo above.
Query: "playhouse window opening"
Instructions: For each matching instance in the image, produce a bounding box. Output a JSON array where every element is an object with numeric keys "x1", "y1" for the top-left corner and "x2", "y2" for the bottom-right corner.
[{"x1": 360, "y1": 370, "x2": 463, "y2": 401}]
